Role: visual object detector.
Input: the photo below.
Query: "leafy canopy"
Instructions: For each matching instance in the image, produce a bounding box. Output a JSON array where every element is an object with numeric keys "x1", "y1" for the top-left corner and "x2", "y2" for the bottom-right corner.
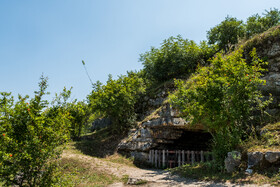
[
  {"x1": 0, "y1": 76, "x2": 71, "y2": 186},
  {"x1": 245, "y1": 8, "x2": 280, "y2": 38},
  {"x1": 88, "y1": 72, "x2": 145, "y2": 134},
  {"x1": 170, "y1": 48, "x2": 270, "y2": 166},
  {"x1": 207, "y1": 16, "x2": 244, "y2": 53},
  {"x1": 140, "y1": 36, "x2": 216, "y2": 84}
]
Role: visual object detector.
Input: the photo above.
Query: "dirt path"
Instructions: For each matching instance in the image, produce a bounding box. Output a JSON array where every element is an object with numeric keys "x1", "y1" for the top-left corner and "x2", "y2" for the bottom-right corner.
[{"x1": 62, "y1": 151, "x2": 270, "y2": 187}]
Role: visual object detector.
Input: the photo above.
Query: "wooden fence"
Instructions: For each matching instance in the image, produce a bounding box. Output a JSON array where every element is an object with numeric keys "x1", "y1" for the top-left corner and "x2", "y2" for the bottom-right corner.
[{"x1": 148, "y1": 150, "x2": 213, "y2": 168}]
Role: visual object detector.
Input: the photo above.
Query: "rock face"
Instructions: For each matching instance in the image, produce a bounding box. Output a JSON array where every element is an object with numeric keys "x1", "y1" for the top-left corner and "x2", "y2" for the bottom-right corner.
[
  {"x1": 246, "y1": 151, "x2": 280, "y2": 174},
  {"x1": 247, "y1": 152, "x2": 264, "y2": 171},
  {"x1": 265, "y1": 152, "x2": 280, "y2": 163},
  {"x1": 244, "y1": 27, "x2": 280, "y2": 117},
  {"x1": 224, "y1": 151, "x2": 241, "y2": 173},
  {"x1": 119, "y1": 27, "x2": 280, "y2": 164},
  {"x1": 118, "y1": 100, "x2": 212, "y2": 162}
]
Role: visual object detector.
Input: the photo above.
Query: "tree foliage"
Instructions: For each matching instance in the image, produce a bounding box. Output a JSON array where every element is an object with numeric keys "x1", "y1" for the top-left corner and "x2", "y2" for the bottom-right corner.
[
  {"x1": 245, "y1": 8, "x2": 280, "y2": 38},
  {"x1": 140, "y1": 36, "x2": 216, "y2": 84},
  {"x1": 88, "y1": 72, "x2": 145, "y2": 134},
  {"x1": 207, "y1": 16, "x2": 244, "y2": 53},
  {"x1": 0, "y1": 76, "x2": 70, "y2": 186},
  {"x1": 51, "y1": 87, "x2": 90, "y2": 139},
  {"x1": 170, "y1": 48, "x2": 270, "y2": 166}
]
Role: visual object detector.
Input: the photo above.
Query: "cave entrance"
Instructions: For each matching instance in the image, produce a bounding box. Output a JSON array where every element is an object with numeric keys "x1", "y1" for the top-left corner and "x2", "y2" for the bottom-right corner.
[{"x1": 149, "y1": 126, "x2": 213, "y2": 168}]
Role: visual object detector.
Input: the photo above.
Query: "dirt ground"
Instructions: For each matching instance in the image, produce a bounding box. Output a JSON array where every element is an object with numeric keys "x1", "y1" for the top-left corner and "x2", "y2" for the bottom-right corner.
[{"x1": 62, "y1": 150, "x2": 272, "y2": 187}]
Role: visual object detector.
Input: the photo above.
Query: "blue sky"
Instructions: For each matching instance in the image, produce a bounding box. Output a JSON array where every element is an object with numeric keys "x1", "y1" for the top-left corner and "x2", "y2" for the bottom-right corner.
[{"x1": 0, "y1": 0, "x2": 279, "y2": 102}]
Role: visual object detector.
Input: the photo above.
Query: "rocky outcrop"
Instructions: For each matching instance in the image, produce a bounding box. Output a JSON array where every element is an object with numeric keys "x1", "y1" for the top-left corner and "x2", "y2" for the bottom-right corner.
[
  {"x1": 243, "y1": 26, "x2": 280, "y2": 118},
  {"x1": 119, "y1": 26, "x2": 280, "y2": 164},
  {"x1": 245, "y1": 151, "x2": 280, "y2": 174},
  {"x1": 225, "y1": 151, "x2": 241, "y2": 173},
  {"x1": 118, "y1": 100, "x2": 211, "y2": 162}
]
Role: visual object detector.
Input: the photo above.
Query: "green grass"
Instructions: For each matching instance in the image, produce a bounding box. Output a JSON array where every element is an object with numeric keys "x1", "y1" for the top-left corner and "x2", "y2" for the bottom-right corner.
[
  {"x1": 54, "y1": 127, "x2": 136, "y2": 186},
  {"x1": 170, "y1": 162, "x2": 280, "y2": 186},
  {"x1": 242, "y1": 121, "x2": 280, "y2": 152},
  {"x1": 102, "y1": 153, "x2": 135, "y2": 167},
  {"x1": 56, "y1": 157, "x2": 120, "y2": 187}
]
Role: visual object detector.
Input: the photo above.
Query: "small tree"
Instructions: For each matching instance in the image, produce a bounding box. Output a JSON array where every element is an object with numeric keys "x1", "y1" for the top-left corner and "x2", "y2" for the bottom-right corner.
[
  {"x1": 170, "y1": 48, "x2": 270, "y2": 166},
  {"x1": 140, "y1": 36, "x2": 216, "y2": 84},
  {"x1": 207, "y1": 16, "x2": 245, "y2": 53},
  {"x1": 245, "y1": 8, "x2": 280, "y2": 38},
  {"x1": 51, "y1": 87, "x2": 90, "y2": 139},
  {"x1": 88, "y1": 72, "x2": 145, "y2": 134},
  {"x1": 0, "y1": 76, "x2": 70, "y2": 186}
]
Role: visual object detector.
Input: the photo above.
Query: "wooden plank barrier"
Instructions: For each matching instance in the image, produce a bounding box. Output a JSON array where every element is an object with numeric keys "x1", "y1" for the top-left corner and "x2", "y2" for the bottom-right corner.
[{"x1": 149, "y1": 149, "x2": 213, "y2": 168}]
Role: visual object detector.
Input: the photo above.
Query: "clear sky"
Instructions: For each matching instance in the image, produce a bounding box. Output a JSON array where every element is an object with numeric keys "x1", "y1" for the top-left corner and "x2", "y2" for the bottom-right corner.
[{"x1": 1, "y1": 0, "x2": 279, "y2": 102}]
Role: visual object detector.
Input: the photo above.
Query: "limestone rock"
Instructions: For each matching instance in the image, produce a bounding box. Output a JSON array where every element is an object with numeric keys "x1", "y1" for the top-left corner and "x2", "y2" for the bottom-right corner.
[
  {"x1": 224, "y1": 151, "x2": 241, "y2": 173},
  {"x1": 265, "y1": 152, "x2": 280, "y2": 163},
  {"x1": 140, "y1": 128, "x2": 152, "y2": 139},
  {"x1": 247, "y1": 152, "x2": 264, "y2": 172},
  {"x1": 142, "y1": 119, "x2": 161, "y2": 127},
  {"x1": 130, "y1": 151, "x2": 149, "y2": 161},
  {"x1": 127, "y1": 178, "x2": 145, "y2": 185}
]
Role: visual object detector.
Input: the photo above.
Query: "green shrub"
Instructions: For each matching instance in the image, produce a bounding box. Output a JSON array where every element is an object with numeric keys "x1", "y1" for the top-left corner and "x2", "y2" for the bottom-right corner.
[
  {"x1": 88, "y1": 72, "x2": 145, "y2": 134},
  {"x1": 245, "y1": 8, "x2": 280, "y2": 38},
  {"x1": 0, "y1": 76, "x2": 70, "y2": 186},
  {"x1": 51, "y1": 87, "x2": 91, "y2": 139},
  {"x1": 170, "y1": 48, "x2": 271, "y2": 167},
  {"x1": 140, "y1": 36, "x2": 216, "y2": 84},
  {"x1": 207, "y1": 16, "x2": 245, "y2": 53}
]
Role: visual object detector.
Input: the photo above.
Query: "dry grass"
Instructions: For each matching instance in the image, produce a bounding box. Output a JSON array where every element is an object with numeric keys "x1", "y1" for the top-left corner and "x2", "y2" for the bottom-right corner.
[
  {"x1": 56, "y1": 156, "x2": 120, "y2": 187},
  {"x1": 55, "y1": 128, "x2": 137, "y2": 186}
]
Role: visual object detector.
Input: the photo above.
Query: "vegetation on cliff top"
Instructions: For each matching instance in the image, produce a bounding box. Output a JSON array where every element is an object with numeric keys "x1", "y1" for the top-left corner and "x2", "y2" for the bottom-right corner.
[{"x1": 1, "y1": 7, "x2": 280, "y2": 186}]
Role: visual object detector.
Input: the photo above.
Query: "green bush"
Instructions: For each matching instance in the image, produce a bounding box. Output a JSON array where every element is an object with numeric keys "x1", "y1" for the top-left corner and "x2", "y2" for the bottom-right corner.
[
  {"x1": 88, "y1": 72, "x2": 145, "y2": 134},
  {"x1": 140, "y1": 36, "x2": 216, "y2": 84},
  {"x1": 170, "y1": 48, "x2": 270, "y2": 166},
  {"x1": 0, "y1": 76, "x2": 70, "y2": 186},
  {"x1": 51, "y1": 87, "x2": 91, "y2": 139},
  {"x1": 245, "y1": 8, "x2": 280, "y2": 38},
  {"x1": 207, "y1": 16, "x2": 245, "y2": 53}
]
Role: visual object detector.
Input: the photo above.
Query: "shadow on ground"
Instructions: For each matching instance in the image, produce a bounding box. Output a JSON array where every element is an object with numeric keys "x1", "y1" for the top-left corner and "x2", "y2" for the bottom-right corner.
[{"x1": 73, "y1": 127, "x2": 126, "y2": 158}]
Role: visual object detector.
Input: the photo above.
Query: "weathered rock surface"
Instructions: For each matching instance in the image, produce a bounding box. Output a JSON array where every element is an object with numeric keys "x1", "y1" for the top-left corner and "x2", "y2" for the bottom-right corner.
[
  {"x1": 246, "y1": 151, "x2": 280, "y2": 174},
  {"x1": 265, "y1": 151, "x2": 280, "y2": 163},
  {"x1": 225, "y1": 151, "x2": 241, "y2": 173},
  {"x1": 247, "y1": 152, "x2": 264, "y2": 169},
  {"x1": 118, "y1": 100, "x2": 211, "y2": 162}
]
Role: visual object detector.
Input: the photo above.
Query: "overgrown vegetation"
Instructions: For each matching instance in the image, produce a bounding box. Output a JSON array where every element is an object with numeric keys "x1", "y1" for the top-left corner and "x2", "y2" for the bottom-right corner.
[
  {"x1": 170, "y1": 162, "x2": 280, "y2": 186},
  {"x1": 140, "y1": 36, "x2": 217, "y2": 84},
  {"x1": 0, "y1": 76, "x2": 71, "y2": 186},
  {"x1": 170, "y1": 48, "x2": 271, "y2": 166},
  {"x1": 88, "y1": 72, "x2": 145, "y2": 134},
  {"x1": 207, "y1": 8, "x2": 280, "y2": 53},
  {"x1": 242, "y1": 121, "x2": 280, "y2": 152},
  {"x1": 1, "y1": 7, "x2": 280, "y2": 186}
]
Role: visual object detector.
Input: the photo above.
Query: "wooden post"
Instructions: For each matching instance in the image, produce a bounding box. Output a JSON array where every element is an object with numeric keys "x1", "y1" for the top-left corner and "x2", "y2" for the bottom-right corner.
[
  {"x1": 201, "y1": 150, "x2": 204, "y2": 162},
  {"x1": 182, "y1": 150, "x2": 185, "y2": 165},
  {"x1": 158, "y1": 150, "x2": 161, "y2": 168},
  {"x1": 178, "y1": 151, "x2": 181, "y2": 166},
  {"x1": 191, "y1": 151, "x2": 195, "y2": 165},
  {"x1": 152, "y1": 150, "x2": 154, "y2": 166},
  {"x1": 163, "y1": 150, "x2": 166, "y2": 168},
  {"x1": 187, "y1": 151, "x2": 190, "y2": 164},
  {"x1": 167, "y1": 150, "x2": 169, "y2": 167},
  {"x1": 155, "y1": 150, "x2": 158, "y2": 168}
]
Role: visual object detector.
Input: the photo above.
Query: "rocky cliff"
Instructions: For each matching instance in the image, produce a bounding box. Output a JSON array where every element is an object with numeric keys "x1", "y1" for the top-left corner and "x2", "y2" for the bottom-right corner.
[{"x1": 117, "y1": 26, "x2": 280, "y2": 163}]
